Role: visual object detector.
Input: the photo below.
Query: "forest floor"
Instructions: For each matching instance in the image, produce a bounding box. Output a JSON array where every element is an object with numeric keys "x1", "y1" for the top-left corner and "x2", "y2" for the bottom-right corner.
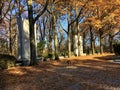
[{"x1": 0, "y1": 53, "x2": 120, "y2": 90}]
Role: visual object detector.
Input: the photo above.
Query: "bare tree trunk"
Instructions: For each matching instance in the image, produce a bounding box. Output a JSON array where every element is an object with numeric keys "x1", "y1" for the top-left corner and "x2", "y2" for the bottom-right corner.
[
  {"x1": 99, "y1": 36, "x2": 104, "y2": 54},
  {"x1": 54, "y1": 30, "x2": 59, "y2": 60},
  {"x1": 76, "y1": 5, "x2": 81, "y2": 56},
  {"x1": 99, "y1": 30, "x2": 104, "y2": 54},
  {"x1": 27, "y1": 0, "x2": 48, "y2": 65},
  {"x1": 48, "y1": 16, "x2": 53, "y2": 54},
  {"x1": 68, "y1": 12, "x2": 71, "y2": 57},
  {"x1": 68, "y1": 30, "x2": 71, "y2": 57},
  {"x1": 83, "y1": 32, "x2": 86, "y2": 53},
  {"x1": 53, "y1": 15, "x2": 59, "y2": 60},
  {"x1": 78, "y1": 32, "x2": 81, "y2": 56},
  {"x1": 28, "y1": 2, "x2": 36, "y2": 65},
  {"x1": 109, "y1": 34, "x2": 113, "y2": 53},
  {"x1": 71, "y1": 24, "x2": 74, "y2": 51},
  {"x1": 48, "y1": 17, "x2": 53, "y2": 54},
  {"x1": 89, "y1": 26, "x2": 95, "y2": 55},
  {"x1": 9, "y1": 12, "x2": 12, "y2": 55}
]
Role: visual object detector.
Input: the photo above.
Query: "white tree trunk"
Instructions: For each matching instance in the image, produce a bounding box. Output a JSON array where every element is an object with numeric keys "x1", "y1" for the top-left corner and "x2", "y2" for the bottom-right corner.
[
  {"x1": 17, "y1": 18, "x2": 37, "y2": 65},
  {"x1": 74, "y1": 35, "x2": 83, "y2": 56}
]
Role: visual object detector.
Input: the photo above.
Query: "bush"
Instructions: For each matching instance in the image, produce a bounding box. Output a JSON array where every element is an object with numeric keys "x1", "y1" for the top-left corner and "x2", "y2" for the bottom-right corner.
[
  {"x1": 0, "y1": 54, "x2": 17, "y2": 69},
  {"x1": 113, "y1": 42, "x2": 120, "y2": 55}
]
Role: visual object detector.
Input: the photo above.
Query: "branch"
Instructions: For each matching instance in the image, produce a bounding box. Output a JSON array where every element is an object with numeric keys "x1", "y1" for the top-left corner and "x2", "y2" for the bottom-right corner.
[
  {"x1": 69, "y1": 0, "x2": 88, "y2": 26},
  {"x1": 34, "y1": 0, "x2": 49, "y2": 23},
  {"x1": 0, "y1": 0, "x2": 12, "y2": 21},
  {"x1": 58, "y1": 19, "x2": 68, "y2": 34},
  {"x1": 113, "y1": 30, "x2": 120, "y2": 37},
  {"x1": 46, "y1": 9, "x2": 52, "y2": 14}
]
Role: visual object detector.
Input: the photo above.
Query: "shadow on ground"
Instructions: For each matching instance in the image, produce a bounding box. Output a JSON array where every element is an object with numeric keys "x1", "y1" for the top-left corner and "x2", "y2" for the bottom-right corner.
[
  {"x1": 94, "y1": 55, "x2": 120, "y2": 61},
  {"x1": 0, "y1": 54, "x2": 120, "y2": 90}
]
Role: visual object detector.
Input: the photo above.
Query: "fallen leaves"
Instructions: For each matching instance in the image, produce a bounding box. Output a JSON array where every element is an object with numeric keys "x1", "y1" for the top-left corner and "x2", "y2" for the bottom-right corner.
[{"x1": 0, "y1": 54, "x2": 120, "y2": 90}]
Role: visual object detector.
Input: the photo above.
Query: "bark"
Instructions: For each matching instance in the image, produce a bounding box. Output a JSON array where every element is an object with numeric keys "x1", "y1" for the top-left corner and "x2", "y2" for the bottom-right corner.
[
  {"x1": 28, "y1": 3, "x2": 36, "y2": 65},
  {"x1": 83, "y1": 32, "x2": 86, "y2": 53},
  {"x1": 89, "y1": 26, "x2": 95, "y2": 55},
  {"x1": 48, "y1": 15, "x2": 53, "y2": 54},
  {"x1": 71, "y1": 24, "x2": 75, "y2": 51},
  {"x1": 68, "y1": 12, "x2": 71, "y2": 57},
  {"x1": 109, "y1": 34, "x2": 113, "y2": 53},
  {"x1": 75, "y1": 6, "x2": 80, "y2": 56},
  {"x1": 53, "y1": 15, "x2": 59, "y2": 60},
  {"x1": 9, "y1": 11, "x2": 12, "y2": 55},
  {"x1": 27, "y1": 0, "x2": 49, "y2": 65},
  {"x1": 68, "y1": 30, "x2": 71, "y2": 57},
  {"x1": 78, "y1": 32, "x2": 81, "y2": 56},
  {"x1": 99, "y1": 30, "x2": 104, "y2": 54},
  {"x1": 76, "y1": 18, "x2": 81, "y2": 56},
  {"x1": 75, "y1": 19, "x2": 81, "y2": 56}
]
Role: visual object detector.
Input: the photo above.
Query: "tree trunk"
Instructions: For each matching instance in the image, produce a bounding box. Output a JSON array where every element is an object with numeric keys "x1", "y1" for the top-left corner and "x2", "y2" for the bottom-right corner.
[
  {"x1": 9, "y1": 13, "x2": 12, "y2": 55},
  {"x1": 71, "y1": 23, "x2": 75, "y2": 51},
  {"x1": 68, "y1": 31, "x2": 71, "y2": 57},
  {"x1": 68, "y1": 11, "x2": 71, "y2": 57},
  {"x1": 67, "y1": 8, "x2": 72, "y2": 58},
  {"x1": 48, "y1": 32, "x2": 53, "y2": 54},
  {"x1": 54, "y1": 30, "x2": 59, "y2": 60},
  {"x1": 99, "y1": 35, "x2": 104, "y2": 54},
  {"x1": 99, "y1": 30, "x2": 104, "y2": 54},
  {"x1": 91, "y1": 39, "x2": 95, "y2": 55},
  {"x1": 83, "y1": 32, "x2": 86, "y2": 53},
  {"x1": 53, "y1": 15, "x2": 59, "y2": 60},
  {"x1": 28, "y1": 2, "x2": 36, "y2": 65},
  {"x1": 78, "y1": 32, "x2": 81, "y2": 56},
  {"x1": 76, "y1": 5, "x2": 81, "y2": 56},
  {"x1": 48, "y1": 15, "x2": 53, "y2": 54},
  {"x1": 48, "y1": 29, "x2": 53, "y2": 54},
  {"x1": 109, "y1": 34, "x2": 113, "y2": 53},
  {"x1": 89, "y1": 26, "x2": 95, "y2": 55}
]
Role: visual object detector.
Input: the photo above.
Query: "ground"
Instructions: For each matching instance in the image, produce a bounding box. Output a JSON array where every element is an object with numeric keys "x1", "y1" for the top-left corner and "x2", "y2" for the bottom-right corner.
[{"x1": 0, "y1": 54, "x2": 120, "y2": 90}]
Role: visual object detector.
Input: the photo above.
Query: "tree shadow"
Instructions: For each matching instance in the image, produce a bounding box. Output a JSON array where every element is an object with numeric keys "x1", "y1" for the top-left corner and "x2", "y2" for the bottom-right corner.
[
  {"x1": 0, "y1": 59, "x2": 120, "y2": 90},
  {"x1": 93, "y1": 55, "x2": 120, "y2": 61}
]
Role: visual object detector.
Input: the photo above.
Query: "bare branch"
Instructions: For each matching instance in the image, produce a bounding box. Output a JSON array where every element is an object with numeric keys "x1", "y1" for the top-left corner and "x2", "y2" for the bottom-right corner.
[
  {"x1": 69, "y1": 0, "x2": 89, "y2": 26},
  {"x1": 34, "y1": 0, "x2": 49, "y2": 23},
  {"x1": 58, "y1": 19, "x2": 68, "y2": 34}
]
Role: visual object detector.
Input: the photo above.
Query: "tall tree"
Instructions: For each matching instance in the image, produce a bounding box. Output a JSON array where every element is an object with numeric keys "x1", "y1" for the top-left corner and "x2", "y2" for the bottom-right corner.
[{"x1": 27, "y1": 0, "x2": 49, "y2": 65}]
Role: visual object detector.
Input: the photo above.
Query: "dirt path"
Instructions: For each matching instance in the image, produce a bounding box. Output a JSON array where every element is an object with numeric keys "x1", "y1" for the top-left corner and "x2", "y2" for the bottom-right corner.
[{"x1": 0, "y1": 54, "x2": 120, "y2": 90}]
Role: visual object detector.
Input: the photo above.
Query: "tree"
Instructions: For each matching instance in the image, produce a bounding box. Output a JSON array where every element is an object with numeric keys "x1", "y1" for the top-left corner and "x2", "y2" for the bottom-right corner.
[
  {"x1": 82, "y1": 0, "x2": 119, "y2": 54},
  {"x1": 59, "y1": 0, "x2": 89, "y2": 57},
  {"x1": 27, "y1": 0, "x2": 49, "y2": 65}
]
